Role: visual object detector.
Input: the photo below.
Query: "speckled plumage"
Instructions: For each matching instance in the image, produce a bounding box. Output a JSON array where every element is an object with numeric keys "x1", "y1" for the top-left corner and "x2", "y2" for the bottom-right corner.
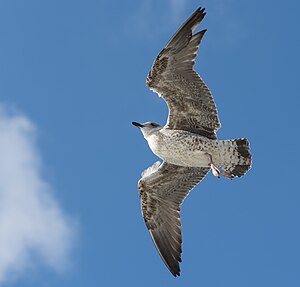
[
  {"x1": 146, "y1": 128, "x2": 251, "y2": 172},
  {"x1": 147, "y1": 128, "x2": 218, "y2": 167},
  {"x1": 133, "y1": 7, "x2": 252, "y2": 277}
]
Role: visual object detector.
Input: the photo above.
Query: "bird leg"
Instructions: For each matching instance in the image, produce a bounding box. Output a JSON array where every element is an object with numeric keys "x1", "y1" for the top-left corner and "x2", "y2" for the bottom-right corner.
[
  {"x1": 211, "y1": 163, "x2": 221, "y2": 178},
  {"x1": 207, "y1": 154, "x2": 233, "y2": 180}
]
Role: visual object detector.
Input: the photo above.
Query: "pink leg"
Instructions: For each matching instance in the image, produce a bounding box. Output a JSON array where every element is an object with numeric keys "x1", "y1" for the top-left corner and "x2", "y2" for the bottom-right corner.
[
  {"x1": 208, "y1": 154, "x2": 233, "y2": 180},
  {"x1": 210, "y1": 163, "x2": 221, "y2": 178}
]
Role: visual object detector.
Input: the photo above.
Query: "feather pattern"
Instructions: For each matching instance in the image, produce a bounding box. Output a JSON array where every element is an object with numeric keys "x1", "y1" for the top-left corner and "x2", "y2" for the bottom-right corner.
[
  {"x1": 141, "y1": 161, "x2": 161, "y2": 178},
  {"x1": 146, "y1": 7, "x2": 220, "y2": 140},
  {"x1": 138, "y1": 162, "x2": 210, "y2": 276}
]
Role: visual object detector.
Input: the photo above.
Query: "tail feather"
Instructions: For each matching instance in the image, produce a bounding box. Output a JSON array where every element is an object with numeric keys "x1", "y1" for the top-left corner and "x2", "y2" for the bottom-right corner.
[{"x1": 220, "y1": 138, "x2": 252, "y2": 178}]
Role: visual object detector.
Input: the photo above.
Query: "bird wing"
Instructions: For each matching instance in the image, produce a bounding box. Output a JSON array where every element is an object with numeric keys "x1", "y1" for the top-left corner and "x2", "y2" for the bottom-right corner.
[
  {"x1": 138, "y1": 161, "x2": 210, "y2": 276},
  {"x1": 146, "y1": 7, "x2": 220, "y2": 139}
]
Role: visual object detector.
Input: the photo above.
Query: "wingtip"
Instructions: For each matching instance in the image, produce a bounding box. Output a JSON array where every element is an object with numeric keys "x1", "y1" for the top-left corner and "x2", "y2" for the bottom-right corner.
[
  {"x1": 197, "y1": 6, "x2": 205, "y2": 13},
  {"x1": 197, "y1": 6, "x2": 206, "y2": 16},
  {"x1": 190, "y1": 7, "x2": 207, "y2": 32},
  {"x1": 164, "y1": 5, "x2": 208, "y2": 51},
  {"x1": 171, "y1": 270, "x2": 181, "y2": 277},
  {"x1": 170, "y1": 262, "x2": 181, "y2": 277}
]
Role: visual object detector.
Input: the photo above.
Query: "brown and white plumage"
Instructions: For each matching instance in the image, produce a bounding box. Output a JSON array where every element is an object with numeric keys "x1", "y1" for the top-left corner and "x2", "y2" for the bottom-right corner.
[
  {"x1": 146, "y1": 7, "x2": 220, "y2": 139},
  {"x1": 138, "y1": 162, "x2": 210, "y2": 277},
  {"x1": 133, "y1": 6, "x2": 252, "y2": 277}
]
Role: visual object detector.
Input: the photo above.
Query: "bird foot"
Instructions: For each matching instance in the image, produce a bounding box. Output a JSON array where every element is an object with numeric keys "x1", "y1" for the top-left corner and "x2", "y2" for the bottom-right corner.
[
  {"x1": 207, "y1": 153, "x2": 233, "y2": 180},
  {"x1": 211, "y1": 163, "x2": 221, "y2": 178},
  {"x1": 210, "y1": 163, "x2": 233, "y2": 180}
]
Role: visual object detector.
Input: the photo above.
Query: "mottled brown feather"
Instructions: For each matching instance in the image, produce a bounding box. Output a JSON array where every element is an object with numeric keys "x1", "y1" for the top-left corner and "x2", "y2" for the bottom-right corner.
[
  {"x1": 146, "y1": 7, "x2": 220, "y2": 140},
  {"x1": 138, "y1": 162, "x2": 210, "y2": 276}
]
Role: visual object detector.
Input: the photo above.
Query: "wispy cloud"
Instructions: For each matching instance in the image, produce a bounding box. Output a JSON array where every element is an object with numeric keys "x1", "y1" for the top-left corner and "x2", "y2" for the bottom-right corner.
[
  {"x1": 207, "y1": 0, "x2": 246, "y2": 47},
  {"x1": 168, "y1": 0, "x2": 187, "y2": 21},
  {"x1": 0, "y1": 105, "x2": 76, "y2": 283},
  {"x1": 126, "y1": 0, "x2": 188, "y2": 41},
  {"x1": 126, "y1": 0, "x2": 244, "y2": 47}
]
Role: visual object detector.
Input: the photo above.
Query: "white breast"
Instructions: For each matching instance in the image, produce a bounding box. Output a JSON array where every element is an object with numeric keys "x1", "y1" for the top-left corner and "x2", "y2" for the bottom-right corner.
[{"x1": 145, "y1": 131, "x2": 213, "y2": 167}]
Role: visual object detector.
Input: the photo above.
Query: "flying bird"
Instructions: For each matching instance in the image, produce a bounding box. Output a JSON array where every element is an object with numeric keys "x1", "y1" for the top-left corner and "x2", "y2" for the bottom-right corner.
[{"x1": 132, "y1": 7, "x2": 252, "y2": 277}]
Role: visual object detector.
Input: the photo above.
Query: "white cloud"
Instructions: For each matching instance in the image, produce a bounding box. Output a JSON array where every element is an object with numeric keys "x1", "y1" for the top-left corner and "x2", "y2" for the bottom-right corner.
[{"x1": 0, "y1": 105, "x2": 76, "y2": 283}]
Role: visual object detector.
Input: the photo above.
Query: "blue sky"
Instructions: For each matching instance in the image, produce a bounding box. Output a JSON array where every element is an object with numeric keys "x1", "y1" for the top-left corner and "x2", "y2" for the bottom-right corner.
[{"x1": 0, "y1": 0, "x2": 299, "y2": 286}]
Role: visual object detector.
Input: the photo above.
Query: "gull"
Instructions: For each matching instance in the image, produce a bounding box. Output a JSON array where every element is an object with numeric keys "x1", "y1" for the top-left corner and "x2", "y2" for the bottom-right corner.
[{"x1": 132, "y1": 7, "x2": 252, "y2": 277}]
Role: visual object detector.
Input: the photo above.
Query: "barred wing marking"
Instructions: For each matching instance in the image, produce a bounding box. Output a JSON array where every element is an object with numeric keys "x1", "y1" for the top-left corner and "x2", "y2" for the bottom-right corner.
[
  {"x1": 146, "y1": 7, "x2": 220, "y2": 139},
  {"x1": 138, "y1": 162, "x2": 210, "y2": 276}
]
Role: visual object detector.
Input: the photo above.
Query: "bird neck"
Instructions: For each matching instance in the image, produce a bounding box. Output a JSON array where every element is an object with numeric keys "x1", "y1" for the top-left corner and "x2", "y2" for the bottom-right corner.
[{"x1": 142, "y1": 127, "x2": 162, "y2": 139}]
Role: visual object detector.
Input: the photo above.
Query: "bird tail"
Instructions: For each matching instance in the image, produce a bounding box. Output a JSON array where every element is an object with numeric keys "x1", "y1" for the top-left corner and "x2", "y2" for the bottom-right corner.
[{"x1": 219, "y1": 138, "x2": 252, "y2": 177}]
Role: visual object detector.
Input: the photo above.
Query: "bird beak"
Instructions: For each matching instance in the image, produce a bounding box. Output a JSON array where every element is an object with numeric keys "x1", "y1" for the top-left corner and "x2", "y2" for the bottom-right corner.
[{"x1": 132, "y1": 122, "x2": 143, "y2": 128}]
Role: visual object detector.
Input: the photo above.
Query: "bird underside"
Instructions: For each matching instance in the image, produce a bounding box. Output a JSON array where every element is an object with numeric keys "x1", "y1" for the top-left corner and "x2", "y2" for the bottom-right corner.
[
  {"x1": 151, "y1": 149, "x2": 234, "y2": 179},
  {"x1": 147, "y1": 133, "x2": 235, "y2": 180},
  {"x1": 146, "y1": 128, "x2": 251, "y2": 181},
  {"x1": 163, "y1": 155, "x2": 234, "y2": 180}
]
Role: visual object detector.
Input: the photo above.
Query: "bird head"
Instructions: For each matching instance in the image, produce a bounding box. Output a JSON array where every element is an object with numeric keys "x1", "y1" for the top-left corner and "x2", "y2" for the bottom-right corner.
[{"x1": 132, "y1": 121, "x2": 162, "y2": 138}]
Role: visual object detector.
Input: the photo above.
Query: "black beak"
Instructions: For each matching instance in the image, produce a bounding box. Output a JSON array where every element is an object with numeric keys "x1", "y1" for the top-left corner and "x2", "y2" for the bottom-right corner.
[{"x1": 132, "y1": 122, "x2": 143, "y2": 128}]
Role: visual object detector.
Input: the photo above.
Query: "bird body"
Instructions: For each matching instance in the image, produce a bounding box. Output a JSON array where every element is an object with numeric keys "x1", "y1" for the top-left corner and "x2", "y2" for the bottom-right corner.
[
  {"x1": 143, "y1": 127, "x2": 251, "y2": 175},
  {"x1": 146, "y1": 128, "x2": 218, "y2": 167},
  {"x1": 132, "y1": 7, "x2": 252, "y2": 277}
]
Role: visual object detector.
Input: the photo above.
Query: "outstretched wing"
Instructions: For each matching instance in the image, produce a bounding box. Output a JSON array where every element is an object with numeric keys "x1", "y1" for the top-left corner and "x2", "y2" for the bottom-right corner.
[
  {"x1": 146, "y1": 7, "x2": 220, "y2": 139},
  {"x1": 138, "y1": 162, "x2": 210, "y2": 276}
]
